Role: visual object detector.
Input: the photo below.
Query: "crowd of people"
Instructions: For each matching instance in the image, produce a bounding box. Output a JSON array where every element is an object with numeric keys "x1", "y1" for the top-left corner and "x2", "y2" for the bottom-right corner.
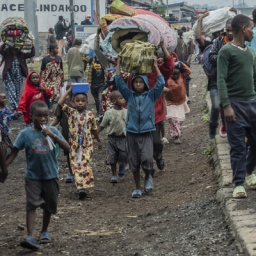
[{"x1": 0, "y1": 9, "x2": 256, "y2": 251}]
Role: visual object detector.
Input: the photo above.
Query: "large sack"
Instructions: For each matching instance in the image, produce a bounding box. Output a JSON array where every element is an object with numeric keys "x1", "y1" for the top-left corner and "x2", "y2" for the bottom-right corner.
[
  {"x1": 110, "y1": 0, "x2": 137, "y2": 16},
  {"x1": 109, "y1": 14, "x2": 177, "y2": 53},
  {"x1": 192, "y1": 7, "x2": 236, "y2": 36},
  {"x1": 0, "y1": 17, "x2": 33, "y2": 51},
  {"x1": 120, "y1": 40, "x2": 157, "y2": 74}
]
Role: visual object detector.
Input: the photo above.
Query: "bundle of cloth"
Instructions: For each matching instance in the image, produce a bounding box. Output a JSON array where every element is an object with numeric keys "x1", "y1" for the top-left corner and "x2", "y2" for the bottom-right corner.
[
  {"x1": 0, "y1": 17, "x2": 33, "y2": 51},
  {"x1": 120, "y1": 41, "x2": 157, "y2": 74},
  {"x1": 192, "y1": 7, "x2": 236, "y2": 36},
  {"x1": 108, "y1": 14, "x2": 177, "y2": 54}
]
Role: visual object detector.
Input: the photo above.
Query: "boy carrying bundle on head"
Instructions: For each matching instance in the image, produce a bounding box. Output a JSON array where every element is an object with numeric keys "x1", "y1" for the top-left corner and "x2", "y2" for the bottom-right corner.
[{"x1": 115, "y1": 55, "x2": 165, "y2": 198}]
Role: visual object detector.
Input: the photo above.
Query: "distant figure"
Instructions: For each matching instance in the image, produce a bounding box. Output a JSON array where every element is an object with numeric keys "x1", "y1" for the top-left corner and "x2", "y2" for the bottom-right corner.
[
  {"x1": 46, "y1": 28, "x2": 56, "y2": 54},
  {"x1": 81, "y1": 15, "x2": 92, "y2": 25},
  {"x1": 67, "y1": 38, "x2": 85, "y2": 83},
  {"x1": 54, "y1": 16, "x2": 67, "y2": 56}
]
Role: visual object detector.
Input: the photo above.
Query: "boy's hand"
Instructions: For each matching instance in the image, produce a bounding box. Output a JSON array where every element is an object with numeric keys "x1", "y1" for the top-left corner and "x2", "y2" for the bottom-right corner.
[
  {"x1": 153, "y1": 56, "x2": 158, "y2": 67},
  {"x1": 198, "y1": 12, "x2": 209, "y2": 21},
  {"x1": 41, "y1": 127, "x2": 55, "y2": 138},
  {"x1": 38, "y1": 85, "x2": 46, "y2": 91},
  {"x1": 224, "y1": 105, "x2": 236, "y2": 122},
  {"x1": 0, "y1": 170, "x2": 8, "y2": 183}
]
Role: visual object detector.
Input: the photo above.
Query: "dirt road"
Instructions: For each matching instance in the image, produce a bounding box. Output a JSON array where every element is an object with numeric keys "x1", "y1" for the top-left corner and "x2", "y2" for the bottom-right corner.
[{"x1": 0, "y1": 63, "x2": 243, "y2": 255}]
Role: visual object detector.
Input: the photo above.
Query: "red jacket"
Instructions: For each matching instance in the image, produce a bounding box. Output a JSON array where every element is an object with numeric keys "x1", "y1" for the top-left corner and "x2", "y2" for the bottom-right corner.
[
  {"x1": 17, "y1": 71, "x2": 52, "y2": 124},
  {"x1": 127, "y1": 54, "x2": 174, "y2": 124}
]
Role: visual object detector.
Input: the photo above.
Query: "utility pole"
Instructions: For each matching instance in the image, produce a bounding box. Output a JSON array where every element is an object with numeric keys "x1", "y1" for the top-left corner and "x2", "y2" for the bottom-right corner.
[
  {"x1": 166, "y1": 0, "x2": 169, "y2": 16},
  {"x1": 69, "y1": 0, "x2": 75, "y2": 46},
  {"x1": 24, "y1": 0, "x2": 39, "y2": 56},
  {"x1": 95, "y1": 0, "x2": 100, "y2": 24}
]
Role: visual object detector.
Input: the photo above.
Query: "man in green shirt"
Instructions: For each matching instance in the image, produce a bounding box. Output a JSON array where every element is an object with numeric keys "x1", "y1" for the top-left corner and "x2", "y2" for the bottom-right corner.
[{"x1": 217, "y1": 14, "x2": 256, "y2": 199}]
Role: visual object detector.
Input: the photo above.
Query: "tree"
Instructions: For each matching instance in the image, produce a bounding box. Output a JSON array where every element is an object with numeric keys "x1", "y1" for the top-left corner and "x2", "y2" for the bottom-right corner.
[{"x1": 151, "y1": 0, "x2": 167, "y2": 16}]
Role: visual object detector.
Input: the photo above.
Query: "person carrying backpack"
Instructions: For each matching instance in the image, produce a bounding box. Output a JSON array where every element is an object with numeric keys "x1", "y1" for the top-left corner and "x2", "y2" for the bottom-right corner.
[{"x1": 207, "y1": 18, "x2": 234, "y2": 139}]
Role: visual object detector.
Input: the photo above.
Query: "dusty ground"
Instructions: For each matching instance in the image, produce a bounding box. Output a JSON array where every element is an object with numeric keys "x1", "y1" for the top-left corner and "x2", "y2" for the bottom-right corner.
[{"x1": 0, "y1": 63, "x2": 243, "y2": 256}]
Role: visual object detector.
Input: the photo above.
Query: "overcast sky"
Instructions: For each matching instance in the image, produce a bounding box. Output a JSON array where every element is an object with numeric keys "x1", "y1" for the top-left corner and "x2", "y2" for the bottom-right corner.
[{"x1": 167, "y1": 0, "x2": 256, "y2": 7}]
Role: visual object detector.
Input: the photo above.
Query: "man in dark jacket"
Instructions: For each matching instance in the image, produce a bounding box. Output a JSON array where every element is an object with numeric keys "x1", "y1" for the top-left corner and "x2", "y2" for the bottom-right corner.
[
  {"x1": 54, "y1": 16, "x2": 67, "y2": 56},
  {"x1": 81, "y1": 15, "x2": 92, "y2": 25}
]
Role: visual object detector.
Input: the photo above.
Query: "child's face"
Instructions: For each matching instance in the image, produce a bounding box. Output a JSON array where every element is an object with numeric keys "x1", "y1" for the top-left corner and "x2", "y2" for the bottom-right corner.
[
  {"x1": 133, "y1": 77, "x2": 146, "y2": 94},
  {"x1": 30, "y1": 73, "x2": 40, "y2": 86},
  {"x1": 171, "y1": 69, "x2": 180, "y2": 80},
  {"x1": 74, "y1": 94, "x2": 88, "y2": 112},
  {"x1": 114, "y1": 96, "x2": 125, "y2": 107},
  {"x1": 31, "y1": 107, "x2": 49, "y2": 129},
  {"x1": 0, "y1": 94, "x2": 7, "y2": 106}
]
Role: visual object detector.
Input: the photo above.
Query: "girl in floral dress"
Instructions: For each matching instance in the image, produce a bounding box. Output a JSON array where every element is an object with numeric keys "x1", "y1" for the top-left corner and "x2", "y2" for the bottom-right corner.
[{"x1": 58, "y1": 87, "x2": 102, "y2": 199}]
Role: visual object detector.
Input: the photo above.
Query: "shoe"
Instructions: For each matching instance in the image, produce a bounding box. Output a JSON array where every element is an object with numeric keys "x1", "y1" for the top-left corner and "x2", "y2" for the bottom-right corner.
[
  {"x1": 78, "y1": 189, "x2": 88, "y2": 199},
  {"x1": 162, "y1": 137, "x2": 169, "y2": 144},
  {"x1": 232, "y1": 185, "x2": 247, "y2": 198},
  {"x1": 118, "y1": 165, "x2": 126, "y2": 177},
  {"x1": 219, "y1": 124, "x2": 227, "y2": 137},
  {"x1": 110, "y1": 176, "x2": 118, "y2": 183},
  {"x1": 174, "y1": 138, "x2": 181, "y2": 144},
  {"x1": 65, "y1": 174, "x2": 74, "y2": 183},
  {"x1": 20, "y1": 236, "x2": 40, "y2": 250},
  {"x1": 132, "y1": 189, "x2": 142, "y2": 198},
  {"x1": 245, "y1": 174, "x2": 256, "y2": 189},
  {"x1": 156, "y1": 158, "x2": 165, "y2": 170},
  {"x1": 144, "y1": 175, "x2": 153, "y2": 193},
  {"x1": 39, "y1": 231, "x2": 51, "y2": 244}
]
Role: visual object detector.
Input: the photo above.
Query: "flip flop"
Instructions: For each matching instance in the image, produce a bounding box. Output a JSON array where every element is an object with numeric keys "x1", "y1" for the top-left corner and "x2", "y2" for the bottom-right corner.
[
  {"x1": 39, "y1": 231, "x2": 51, "y2": 244},
  {"x1": 118, "y1": 165, "x2": 126, "y2": 177},
  {"x1": 65, "y1": 174, "x2": 74, "y2": 183},
  {"x1": 144, "y1": 175, "x2": 153, "y2": 193},
  {"x1": 232, "y1": 185, "x2": 247, "y2": 198},
  {"x1": 20, "y1": 236, "x2": 40, "y2": 250},
  {"x1": 245, "y1": 174, "x2": 256, "y2": 189},
  {"x1": 132, "y1": 189, "x2": 142, "y2": 198}
]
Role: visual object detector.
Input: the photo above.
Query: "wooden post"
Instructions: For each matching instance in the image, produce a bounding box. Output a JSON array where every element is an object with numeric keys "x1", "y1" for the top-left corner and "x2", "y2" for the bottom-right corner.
[{"x1": 95, "y1": 0, "x2": 100, "y2": 24}]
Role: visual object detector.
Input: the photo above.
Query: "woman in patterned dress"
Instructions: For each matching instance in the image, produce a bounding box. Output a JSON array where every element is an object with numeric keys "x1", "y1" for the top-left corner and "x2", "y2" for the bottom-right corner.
[
  {"x1": 40, "y1": 44, "x2": 64, "y2": 107},
  {"x1": 58, "y1": 87, "x2": 102, "y2": 199}
]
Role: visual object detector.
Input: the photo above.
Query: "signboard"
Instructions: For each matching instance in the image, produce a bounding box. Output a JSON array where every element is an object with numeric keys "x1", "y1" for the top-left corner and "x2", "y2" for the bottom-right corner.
[
  {"x1": 0, "y1": 0, "x2": 106, "y2": 32},
  {"x1": 170, "y1": 22, "x2": 192, "y2": 30},
  {"x1": 75, "y1": 25, "x2": 98, "y2": 43}
]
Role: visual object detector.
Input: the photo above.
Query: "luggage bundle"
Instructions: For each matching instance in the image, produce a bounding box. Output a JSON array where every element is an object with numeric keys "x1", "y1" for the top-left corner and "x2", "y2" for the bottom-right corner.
[
  {"x1": 0, "y1": 17, "x2": 33, "y2": 51},
  {"x1": 120, "y1": 41, "x2": 157, "y2": 74}
]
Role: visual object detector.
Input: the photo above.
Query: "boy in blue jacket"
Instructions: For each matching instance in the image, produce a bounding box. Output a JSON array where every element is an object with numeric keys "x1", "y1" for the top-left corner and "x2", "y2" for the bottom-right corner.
[{"x1": 115, "y1": 56, "x2": 165, "y2": 198}]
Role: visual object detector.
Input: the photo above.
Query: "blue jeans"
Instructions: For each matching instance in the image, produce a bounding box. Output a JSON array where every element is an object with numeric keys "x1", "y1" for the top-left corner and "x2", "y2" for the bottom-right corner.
[
  {"x1": 70, "y1": 76, "x2": 84, "y2": 83},
  {"x1": 226, "y1": 100, "x2": 256, "y2": 185},
  {"x1": 209, "y1": 88, "x2": 220, "y2": 136}
]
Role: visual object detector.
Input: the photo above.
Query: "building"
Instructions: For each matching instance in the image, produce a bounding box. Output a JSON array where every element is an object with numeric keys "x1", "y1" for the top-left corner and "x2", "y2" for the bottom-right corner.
[
  {"x1": 162, "y1": 1, "x2": 195, "y2": 22},
  {"x1": 106, "y1": 0, "x2": 151, "y2": 10}
]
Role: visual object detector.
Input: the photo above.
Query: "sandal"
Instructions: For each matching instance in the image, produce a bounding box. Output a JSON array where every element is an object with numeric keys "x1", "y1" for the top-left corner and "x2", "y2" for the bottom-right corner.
[
  {"x1": 20, "y1": 236, "x2": 40, "y2": 250},
  {"x1": 144, "y1": 175, "x2": 153, "y2": 193},
  {"x1": 233, "y1": 185, "x2": 247, "y2": 198},
  {"x1": 39, "y1": 231, "x2": 51, "y2": 244},
  {"x1": 132, "y1": 189, "x2": 142, "y2": 198},
  {"x1": 245, "y1": 174, "x2": 256, "y2": 189},
  {"x1": 65, "y1": 174, "x2": 74, "y2": 183},
  {"x1": 78, "y1": 189, "x2": 88, "y2": 199}
]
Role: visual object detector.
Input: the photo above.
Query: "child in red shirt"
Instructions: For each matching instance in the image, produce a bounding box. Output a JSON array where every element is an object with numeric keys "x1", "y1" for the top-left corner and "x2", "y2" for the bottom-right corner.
[{"x1": 16, "y1": 71, "x2": 52, "y2": 124}]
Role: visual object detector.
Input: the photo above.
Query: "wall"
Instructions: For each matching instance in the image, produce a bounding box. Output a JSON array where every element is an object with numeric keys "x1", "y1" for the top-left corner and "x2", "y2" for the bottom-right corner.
[{"x1": 0, "y1": 0, "x2": 106, "y2": 32}]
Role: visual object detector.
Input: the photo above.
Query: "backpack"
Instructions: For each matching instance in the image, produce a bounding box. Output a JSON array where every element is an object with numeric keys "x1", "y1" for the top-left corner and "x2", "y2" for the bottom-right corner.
[
  {"x1": 201, "y1": 44, "x2": 215, "y2": 77},
  {"x1": 201, "y1": 39, "x2": 221, "y2": 77}
]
